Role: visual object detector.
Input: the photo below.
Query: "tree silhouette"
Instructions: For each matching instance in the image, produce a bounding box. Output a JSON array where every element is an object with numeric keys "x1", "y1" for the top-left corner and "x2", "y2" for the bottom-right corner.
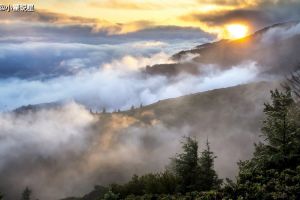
[
  {"x1": 235, "y1": 88, "x2": 300, "y2": 199},
  {"x1": 173, "y1": 137, "x2": 201, "y2": 192},
  {"x1": 199, "y1": 139, "x2": 222, "y2": 190},
  {"x1": 21, "y1": 187, "x2": 31, "y2": 200}
]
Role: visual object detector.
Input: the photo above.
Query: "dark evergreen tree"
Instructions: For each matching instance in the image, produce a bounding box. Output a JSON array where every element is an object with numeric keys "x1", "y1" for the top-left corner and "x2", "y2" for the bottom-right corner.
[
  {"x1": 21, "y1": 187, "x2": 31, "y2": 200},
  {"x1": 235, "y1": 89, "x2": 300, "y2": 199},
  {"x1": 199, "y1": 140, "x2": 222, "y2": 190},
  {"x1": 259, "y1": 89, "x2": 298, "y2": 169},
  {"x1": 159, "y1": 170, "x2": 178, "y2": 194},
  {"x1": 173, "y1": 136, "x2": 201, "y2": 193}
]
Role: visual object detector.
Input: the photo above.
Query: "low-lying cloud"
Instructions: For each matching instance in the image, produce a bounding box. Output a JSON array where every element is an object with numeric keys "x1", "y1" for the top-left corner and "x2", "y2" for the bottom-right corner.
[
  {"x1": 0, "y1": 103, "x2": 188, "y2": 200},
  {"x1": 0, "y1": 38, "x2": 209, "y2": 79},
  {"x1": 261, "y1": 22, "x2": 300, "y2": 44},
  {"x1": 0, "y1": 52, "x2": 259, "y2": 112}
]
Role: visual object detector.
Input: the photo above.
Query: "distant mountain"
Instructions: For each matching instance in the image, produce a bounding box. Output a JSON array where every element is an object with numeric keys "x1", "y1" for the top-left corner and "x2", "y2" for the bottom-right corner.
[
  {"x1": 13, "y1": 102, "x2": 62, "y2": 114},
  {"x1": 145, "y1": 21, "x2": 300, "y2": 76}
]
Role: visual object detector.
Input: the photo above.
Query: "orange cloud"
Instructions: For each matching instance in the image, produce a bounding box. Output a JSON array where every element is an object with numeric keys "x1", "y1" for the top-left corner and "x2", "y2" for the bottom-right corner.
[{"x1": 89, "y1": 0, "x2": 160, "y2": 10}]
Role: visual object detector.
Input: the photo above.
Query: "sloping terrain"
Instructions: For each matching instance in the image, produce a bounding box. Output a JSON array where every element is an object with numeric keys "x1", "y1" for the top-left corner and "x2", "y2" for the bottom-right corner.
[
  {"x1": 108, "y1": 81, "x2": 279, "y2": 178},
  {"x1": 59, "y1": 81, "x2": 279, "y2": 200}
]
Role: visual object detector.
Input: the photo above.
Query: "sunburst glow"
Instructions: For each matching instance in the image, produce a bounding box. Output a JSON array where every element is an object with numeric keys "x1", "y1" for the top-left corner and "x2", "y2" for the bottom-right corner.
[{"x1": 226, "y1": 24, "x2": 249, "y2": 39}]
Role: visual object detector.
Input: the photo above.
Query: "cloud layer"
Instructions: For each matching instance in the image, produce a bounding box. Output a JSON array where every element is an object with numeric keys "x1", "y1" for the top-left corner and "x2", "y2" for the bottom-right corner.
[
  {"x1": 0, "y1": 103, "x2": 187, "y2": 199},
  {"x1": 0, "y1": 52, "x2": 259, "y2": 111}
]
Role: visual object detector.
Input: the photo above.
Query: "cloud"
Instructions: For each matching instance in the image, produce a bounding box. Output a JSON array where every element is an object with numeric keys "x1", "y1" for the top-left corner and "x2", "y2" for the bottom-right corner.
[
  {"x1": 0, "y1": 103, "x2": 95, "y2": 160},
  {"x1": 0, "y1": 9, "x2": 213, "y2": 37},
  {"x1": 89, "y1": 0, "x2": 160, "y2": 10},
  {"x1": 0, "y1": 102, "x2": 96, "y2": 199},
  {"x1": 261, "y1": 22, "x2": 300, "y2": 44},
  {"x1": 87, "y1": 0, "x2": 208, "y2": 11},
  {"x1": 0, "y1": 53, "x2": 259, "y2": 112},
  {"x1": 0, "y1": 102, "x2": 188, "y2": 199},
  {"x1": 0, "y1": 10, "x2": 151, "y2": 35},
  {"x1": 197, "y1": 0, "x2": 299, "y2": 6},
  {"x1": 124, "y1": 26, "x2": 214, "y2": 40},
  {"x1": 181, "y1": 0, "x2": 300, "y2": 33},
  {"x1": 182, "y1": 9, "x2": 268, "y2": 28},
  {"x1": 0, "y1": 10, "x2": 107, "y2": 25},
  {"x1": 0, "y1": 37, "x2": 208, "y2": 79}
]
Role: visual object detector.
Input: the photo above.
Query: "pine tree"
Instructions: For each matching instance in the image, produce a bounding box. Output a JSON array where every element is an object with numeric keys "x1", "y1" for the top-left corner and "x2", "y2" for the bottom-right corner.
[
  {"x1": 235, "y1": 88, "x2": 300, "y2": 199},
  {"x1": 260, "y1": 89, "x2": 298, "y2": 169},
  {"x1": 21, "y1": 187, "x2": 31, "y2": 200},
  {"x1": 199, "y1": 140, "x2": 222, "y2": 190},
  {"x1": 173, "y1": 137, "x2": 201, "y2": 193}
]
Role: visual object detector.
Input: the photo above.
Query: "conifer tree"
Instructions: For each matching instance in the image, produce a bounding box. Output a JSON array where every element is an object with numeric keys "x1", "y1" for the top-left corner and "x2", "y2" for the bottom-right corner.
[
  {"x1": 199, "y1": 140, "x2": 222, "y2": 190},
  {"x1": 235, "y1": 89, "x2": 300, "y2": 199},
  {"x1": 260, "y1": 89, "x2": 298, "y2": 169},
  {"x1": 21, "y1": 187, "x2": 31, "y2": 200},
  {"x1": 173, "y1": 137, "x2": 201, "y2": 193}
]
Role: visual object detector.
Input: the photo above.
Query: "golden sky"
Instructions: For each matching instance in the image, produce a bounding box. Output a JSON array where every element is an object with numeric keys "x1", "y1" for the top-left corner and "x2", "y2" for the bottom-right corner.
[{"x1": 0, "y1": 0, "x2": 296, "y2": 38}]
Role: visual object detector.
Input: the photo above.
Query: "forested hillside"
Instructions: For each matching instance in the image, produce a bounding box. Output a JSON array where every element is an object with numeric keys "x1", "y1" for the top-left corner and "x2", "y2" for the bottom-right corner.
[{"x1": 56, "y1": 84, "x2": 300, "y2": 199}]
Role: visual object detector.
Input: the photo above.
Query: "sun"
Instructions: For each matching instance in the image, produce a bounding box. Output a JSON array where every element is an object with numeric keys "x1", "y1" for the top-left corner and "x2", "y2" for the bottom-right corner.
[{"x1": 225, "y1": 24, "x2": 249, "y2": 39}]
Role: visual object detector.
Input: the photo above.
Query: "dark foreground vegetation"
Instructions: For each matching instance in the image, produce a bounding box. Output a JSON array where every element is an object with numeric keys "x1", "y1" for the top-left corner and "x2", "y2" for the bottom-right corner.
[{"x1": 2, "y1": 76, "x2": 300, "y2": 200}]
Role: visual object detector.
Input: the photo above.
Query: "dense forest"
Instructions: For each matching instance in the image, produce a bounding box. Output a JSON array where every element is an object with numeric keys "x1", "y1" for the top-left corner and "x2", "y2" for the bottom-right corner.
[{"x1": 2, "y1": 75, "x2": 300, "y2": 200}]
